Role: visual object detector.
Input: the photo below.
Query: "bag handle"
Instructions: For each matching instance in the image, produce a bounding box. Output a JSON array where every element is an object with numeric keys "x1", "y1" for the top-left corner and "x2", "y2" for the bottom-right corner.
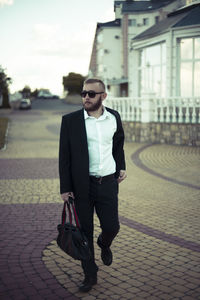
[
  {"x1": 70, "y1": 198, "x2": 80, "y2": 228},
  {"x1": 61, "y1": 202, "x2": 67, "y2": 225},
  {"x1": 61, "y1": 197, "x2": 81, "y2": 229}
]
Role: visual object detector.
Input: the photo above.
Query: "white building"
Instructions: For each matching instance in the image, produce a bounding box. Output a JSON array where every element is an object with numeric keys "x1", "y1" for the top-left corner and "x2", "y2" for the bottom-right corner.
[
  {"x1": 89, "y1": 19, "x2": 124, "y2": 96},
  {"x1": 89, "y1": 0, "x2": 189, "y2": 96},
  {"x1": 129, "y1": 1, "x2": 200, "y2": 98}
]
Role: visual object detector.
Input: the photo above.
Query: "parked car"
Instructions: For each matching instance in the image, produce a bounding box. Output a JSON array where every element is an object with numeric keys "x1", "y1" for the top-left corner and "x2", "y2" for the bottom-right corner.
[
  {"x1": 38, "y1": 95, "x2": 59, "y2": 99},
  {"x1": 20, "y1": 98, "x2": 31, "y2": 109},
  {"x1": 37, "y1": 91, "x2": 59, "y2": 99},
  {"x1": 51, "y1": 95, "x2": 59, "y2": 99}
]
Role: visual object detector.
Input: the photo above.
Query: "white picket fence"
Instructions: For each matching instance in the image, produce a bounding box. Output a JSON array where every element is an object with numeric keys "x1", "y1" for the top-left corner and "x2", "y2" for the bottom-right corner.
[{"x1": 106, "y1": 96, "x2": 200, "y2": 123}]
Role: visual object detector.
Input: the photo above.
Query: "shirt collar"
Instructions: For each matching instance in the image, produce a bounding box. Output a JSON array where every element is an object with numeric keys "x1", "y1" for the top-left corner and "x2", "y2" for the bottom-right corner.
[{"x1": 84, "y1": 106, "x2": 110, "y2": 120}]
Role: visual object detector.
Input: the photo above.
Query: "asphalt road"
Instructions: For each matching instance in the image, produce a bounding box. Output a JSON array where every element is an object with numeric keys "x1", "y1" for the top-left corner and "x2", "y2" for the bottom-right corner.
[{"x1": 31, "y1": 98, "x2": 82, "y2": 112}]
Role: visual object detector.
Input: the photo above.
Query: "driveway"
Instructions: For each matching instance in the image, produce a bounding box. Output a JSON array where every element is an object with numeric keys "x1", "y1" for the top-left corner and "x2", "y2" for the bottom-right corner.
[{"x1": 0, "y1": 99, "x2": 200, "y2": 299}]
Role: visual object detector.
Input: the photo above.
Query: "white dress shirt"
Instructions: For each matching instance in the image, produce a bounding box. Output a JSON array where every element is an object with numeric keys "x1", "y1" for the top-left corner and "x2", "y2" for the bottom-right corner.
[{"x1": 84, "y1": 107, "x2": 117, "y2": 177}]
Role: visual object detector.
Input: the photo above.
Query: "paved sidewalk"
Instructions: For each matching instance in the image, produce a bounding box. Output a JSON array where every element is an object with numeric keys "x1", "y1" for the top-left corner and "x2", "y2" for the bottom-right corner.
[{"x1": 0, "y1": 107, "x2": 200, "y2": 300}]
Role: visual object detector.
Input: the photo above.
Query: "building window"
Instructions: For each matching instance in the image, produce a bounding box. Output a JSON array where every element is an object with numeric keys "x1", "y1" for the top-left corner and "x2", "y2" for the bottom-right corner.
[
  {"x1": 143, "y1": 18, "x2": 149, "y2": 26},
  {"x1": 97, "y1": 34, "x2": 103, "y2": 43},
  {"x1": 99, "y1": 49, "x2": 104, "y2": 57},
  {"x1": 98, "y1": 64, "x2": 104, "y2": 73},
  {"x1": 179, "y1": 37, "x2": 200, "y2": 97},
  {"x1": 155, "y1": 16, "x2": 159, "y2": 24},
  {"x1": 128, "y1": 19, "x2": 136, "y2": 26},
  {"x1": 139, "y1": 43, "x2": 166, "y2": 97}
]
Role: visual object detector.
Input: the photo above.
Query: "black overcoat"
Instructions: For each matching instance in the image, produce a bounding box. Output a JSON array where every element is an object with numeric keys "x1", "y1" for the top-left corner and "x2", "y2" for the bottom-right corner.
[{"x1": 59, "y1": 107, "x2": 126, "y2": 202}]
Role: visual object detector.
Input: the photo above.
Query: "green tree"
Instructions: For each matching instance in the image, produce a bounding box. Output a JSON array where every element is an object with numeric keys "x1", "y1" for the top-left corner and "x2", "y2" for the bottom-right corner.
[
  {"x1": 20, "y1": 85, "x2": 31, "y2": 98},
  {"x1": 31, "y1": 88, "x2": 39, "y2": 98},
  {"x1": 63, "y1": 72, "x2": 85, "y2": 95},
  {"x1": 0, "y1": 66, "x2": 12, "y2": 108}
]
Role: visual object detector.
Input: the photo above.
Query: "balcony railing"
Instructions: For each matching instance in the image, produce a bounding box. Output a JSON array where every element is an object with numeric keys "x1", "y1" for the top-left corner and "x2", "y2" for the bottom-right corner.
[{"x1": 106, "y1": 96, "x2": 200, "y2": 124}]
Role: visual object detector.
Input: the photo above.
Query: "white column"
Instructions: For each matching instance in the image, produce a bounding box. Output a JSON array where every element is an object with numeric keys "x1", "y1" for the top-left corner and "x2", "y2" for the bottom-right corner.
[{"x1": 141, "y1": 92, "x2": 156, "y2": 123}]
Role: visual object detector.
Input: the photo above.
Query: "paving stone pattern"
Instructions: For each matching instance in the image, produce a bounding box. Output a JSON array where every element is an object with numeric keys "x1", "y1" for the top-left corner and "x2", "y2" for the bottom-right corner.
[{"x1": 0, "y1": 104, "x2": 200, "y2": 300}]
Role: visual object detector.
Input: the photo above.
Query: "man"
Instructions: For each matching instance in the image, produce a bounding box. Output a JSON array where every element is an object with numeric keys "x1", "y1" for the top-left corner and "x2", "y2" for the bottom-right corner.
[{"x1": 59, "y1": 78, "x2": 126, "y2": 292}]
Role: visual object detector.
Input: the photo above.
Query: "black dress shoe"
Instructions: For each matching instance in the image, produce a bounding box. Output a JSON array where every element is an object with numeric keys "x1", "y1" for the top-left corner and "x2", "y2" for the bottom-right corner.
[
  {"x1": 97, "y1": 238, "x2": 113, "y2": 266},
  {"x1": 79, "y1": 275, "x2": 97, "y2": 293}
]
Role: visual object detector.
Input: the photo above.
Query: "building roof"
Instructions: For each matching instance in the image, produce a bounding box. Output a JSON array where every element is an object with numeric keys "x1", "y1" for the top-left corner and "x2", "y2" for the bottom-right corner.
[
  {"x1": 171, "y1": 4, "x2": 200, "y2": 27},
  {"x1": 97, "y1": 19, "x2": 121, "y2": 29},
  {"x1": 132, "y1": 3, "x2": 200, "y2": 41},
  {"x1": 114, "y1": 0, "x2": 177, "y2": 12}
]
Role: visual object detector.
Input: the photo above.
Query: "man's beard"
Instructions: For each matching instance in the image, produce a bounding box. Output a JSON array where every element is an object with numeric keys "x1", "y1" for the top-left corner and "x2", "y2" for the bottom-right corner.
[{"x1": 83, "y1": 95, "x2": 102, "y2": 112}]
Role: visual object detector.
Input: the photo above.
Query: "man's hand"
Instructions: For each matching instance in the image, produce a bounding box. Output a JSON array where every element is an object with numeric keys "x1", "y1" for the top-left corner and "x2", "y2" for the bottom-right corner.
[
  {"x1": 118, "y1": 170, "x2": 127, "y2": 183},
  {"x1": 61, "y1": 192, "x2": 74, "y2": 203}
]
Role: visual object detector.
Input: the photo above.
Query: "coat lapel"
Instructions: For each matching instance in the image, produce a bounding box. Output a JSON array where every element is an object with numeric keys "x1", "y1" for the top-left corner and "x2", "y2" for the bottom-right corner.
[
  {"x1": 73, "y1": 109, "x2": 89, "y2": 157},
  {"x1": 79, "y1": 109, "x2": 88, "y2": 150}
]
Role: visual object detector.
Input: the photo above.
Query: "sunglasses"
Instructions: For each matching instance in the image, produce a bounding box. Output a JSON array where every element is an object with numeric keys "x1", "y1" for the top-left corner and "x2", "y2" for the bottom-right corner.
[{"x1": 81, "y1": 90, "x2": 104, "y2": 98}]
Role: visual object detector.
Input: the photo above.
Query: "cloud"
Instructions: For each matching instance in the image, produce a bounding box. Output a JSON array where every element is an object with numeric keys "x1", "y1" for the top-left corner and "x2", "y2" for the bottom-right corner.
[
  {"x1": 0, "y1": 0, "x2": 13, "y2": 7},
  {"x1": 33, "y1": 23, "x2": 61, "y2": 41},
  {"x1": 100, "y1": 6, "x2": 115, "y2": 22},
  {"x1": 32, "y1": 23, "x2": 67, "y2": 57},
  {"x1": 31, "y1": 22, "x2": 95, "y2": 59}
]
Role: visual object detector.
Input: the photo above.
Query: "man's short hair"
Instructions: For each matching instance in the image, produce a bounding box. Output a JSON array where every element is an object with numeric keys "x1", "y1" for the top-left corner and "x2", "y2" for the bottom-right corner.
[{"x1": 84, "y1": 78, "x2": 105, "y2": 92}]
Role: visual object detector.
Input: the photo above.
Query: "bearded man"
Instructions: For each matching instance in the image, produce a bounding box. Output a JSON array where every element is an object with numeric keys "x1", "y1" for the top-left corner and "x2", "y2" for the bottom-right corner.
[{"x1": 59, "y1": 78, "x2": 126, "y2": 292}]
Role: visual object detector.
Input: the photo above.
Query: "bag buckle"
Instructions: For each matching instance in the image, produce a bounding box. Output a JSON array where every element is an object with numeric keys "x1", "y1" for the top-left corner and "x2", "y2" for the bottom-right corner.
[{"x1": 96, "y1": 176, "x2": 102, "y2": 184}]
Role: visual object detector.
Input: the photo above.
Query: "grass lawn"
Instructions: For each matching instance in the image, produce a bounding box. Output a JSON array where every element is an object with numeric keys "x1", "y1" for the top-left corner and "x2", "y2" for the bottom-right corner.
[{"x1": 0, "y1": 117, "x2": 9, "y2": 150}]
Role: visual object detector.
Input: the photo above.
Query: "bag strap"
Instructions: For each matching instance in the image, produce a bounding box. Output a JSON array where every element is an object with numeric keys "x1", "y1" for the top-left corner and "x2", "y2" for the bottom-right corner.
[
  {"x1": 67, "y1": 202, "x2": 73, "y2": 224},
  {"x1": 61, "y1": 202, "x2": 72, "y2": 225},
  {"x1": 61, "y1": 202, "x2": 67, "y2": 225},
  {"x1": 70, "y1": 199, "x2": 80, "y2": 228},
  {"x1": 61, "y1": 197, "x2": 80, "y2": 229}
]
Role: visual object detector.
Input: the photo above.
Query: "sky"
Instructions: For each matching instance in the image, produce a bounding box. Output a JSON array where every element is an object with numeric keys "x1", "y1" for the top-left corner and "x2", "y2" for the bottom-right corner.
[{"x1": 0, "y1": 0, "x2": 115, "y2": 96}]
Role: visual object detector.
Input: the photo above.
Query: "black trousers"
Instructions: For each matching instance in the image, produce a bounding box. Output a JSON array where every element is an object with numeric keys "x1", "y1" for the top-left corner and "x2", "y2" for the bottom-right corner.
[{"x1": 75, "y1": 176, "x2": 120, "y2": 276}]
